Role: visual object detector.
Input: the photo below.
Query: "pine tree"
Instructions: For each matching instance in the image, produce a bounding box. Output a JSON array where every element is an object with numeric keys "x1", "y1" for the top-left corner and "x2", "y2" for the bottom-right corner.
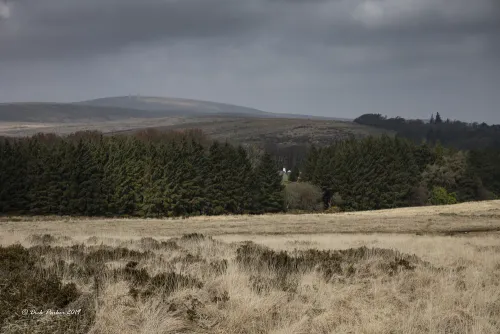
[
  {"x1": 288, "y1": 165, "x2": 300, "y2": 182},
  {"x1": 251, "y1": 153, "x2": 285, "y2": 213},
  {"x1": 234, "y1": 146, "x2": 253, "y2": 213},
  {"x1": 26, "y1": 138, "x2": 51, "y2": 215},
  {"x1": 109, "y1": 137, "x2": 144, "y2": 216},
  {"x1": 301, "y1": 146, "x2": 319, "y2": 182},
  {"x1": 435, "y1": 112, "x2": 443, "y2": 124},
  {"x1": 205, "y1": 141, "x2": 229, "y2": 215},
  {"x1": 170, "y1": 138, "x2": 207, "y2": 216},
  {"x1": 140, "y1": 143, "x2": 164, "y2": 217}
]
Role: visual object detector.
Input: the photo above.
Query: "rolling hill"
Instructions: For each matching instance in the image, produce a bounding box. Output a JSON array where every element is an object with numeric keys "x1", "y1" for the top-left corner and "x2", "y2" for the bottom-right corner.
[
  {"x1": 110, "y1": 116, "x2": 392, "y2": 147},
  {"x1": 0, "y1": 103, "x2": 163, "y2": 123},
  {"x1": 0, "y1": 96, "x2": 384, "y2": 144},
  {"x1": 77, "y1": 96, "x2": 274, "y2": 117},
  {"x1": 78, "y1": 96, "x2": 345, "y2": 120}
]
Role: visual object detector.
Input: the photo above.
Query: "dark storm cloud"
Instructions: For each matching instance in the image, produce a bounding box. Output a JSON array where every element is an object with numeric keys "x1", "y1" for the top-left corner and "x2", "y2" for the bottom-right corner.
[
  {"x1": 1, "y1": 0, "x2": 498, "y2": 61},
  {"x1": 0, "y1": 0, "x2": 499, "y2": 123},
  {"x1": 0, "y1": 0, "x2": 270, "y2": 60}
]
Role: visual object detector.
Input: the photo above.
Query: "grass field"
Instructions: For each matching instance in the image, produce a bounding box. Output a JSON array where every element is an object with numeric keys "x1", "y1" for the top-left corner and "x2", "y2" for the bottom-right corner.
[{"x1": 1, "y1": 201, "x2": 499, "y2": 333}]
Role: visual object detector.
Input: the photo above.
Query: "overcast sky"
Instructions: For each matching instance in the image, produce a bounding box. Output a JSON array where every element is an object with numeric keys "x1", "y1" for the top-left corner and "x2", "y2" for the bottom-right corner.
[{"x1": 1, "y1": 0, "x2": 499, "y2": 123}]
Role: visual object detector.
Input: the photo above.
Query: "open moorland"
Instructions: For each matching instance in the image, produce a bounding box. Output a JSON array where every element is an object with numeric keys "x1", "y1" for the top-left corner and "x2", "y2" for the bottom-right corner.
[
  {"x1": 1, "y1": 201, "x2": 499, "y2": 333},
  {"x1": 0, "y1": 97, "x2": 389, "y2": 146},
  {"x1": 0, "y1": 116, "x2": 389, "y2": 146}
]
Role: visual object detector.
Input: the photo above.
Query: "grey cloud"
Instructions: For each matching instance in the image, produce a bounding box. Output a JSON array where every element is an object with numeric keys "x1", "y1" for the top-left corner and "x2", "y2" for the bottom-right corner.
[
  {"x1": 0, "y1": 0, "x2": 499, "y2": 123},
  {"x1": 0, "y1": 2, "x2": 10, "y2": 20},
  {"x1": 0, "y1": 0, "x2": 270, "y2": 60},
  {"x1": 1, "y1": 0, "x2": 498, "y2": 61}
]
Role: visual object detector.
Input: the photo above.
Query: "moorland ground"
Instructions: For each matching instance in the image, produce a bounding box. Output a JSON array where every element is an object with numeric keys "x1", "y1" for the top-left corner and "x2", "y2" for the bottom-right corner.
[
  {"x1": 1, "y1": 201, "x2": 499, "y2": 333},
  {"x1": 0, "y1": 116, "x2": 390, "y2": 146}
]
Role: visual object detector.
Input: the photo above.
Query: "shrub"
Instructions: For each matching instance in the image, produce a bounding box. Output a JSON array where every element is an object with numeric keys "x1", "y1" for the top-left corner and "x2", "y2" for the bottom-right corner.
[
  {"x1": 138, "y1": 237, "x2": 160, "y2": 250},
  {"x1": 236, "y1": 242, "x2": 431, "y2": 284},
  {"x1": 0, "y1": 245, "x2": 81, "y2": 327},
  {"x1": 117, "y1": 261, "x2": 151, "y2": 287},
  {"x1": 160, "y1": 239, "x2": 181, "y2": 250},
  {"x1": 29, "y1": 234, "x2": 57, "y2": 245},
  {"x1": 323, "y1": 206, "x2": 342, "y2": 214},
  {"x1": 331, "y1": 192, "x2": 345, "y2": 207},
  {"x1": 284, "y1": 182, "x2": 323, "y2": 212},
  {"x1": 84, "y1": 247, "x2": 152, "y2": 264},
  {"x1": 139, "y1": 272, "x2": 203, "y2": 299},
  {"x1": 209, "y1": 259, "x2": 228, "y2": 275},
  {"x1": 429, "y1": 186, "x2": 458, "y2": 205},
  {"x1": 181, "y1": 233, "x2": 207, "y2": 241}
]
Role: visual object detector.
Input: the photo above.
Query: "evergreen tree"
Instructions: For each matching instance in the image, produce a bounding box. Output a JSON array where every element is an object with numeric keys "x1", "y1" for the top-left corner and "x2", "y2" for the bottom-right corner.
[
  {"x1": 109, "y1": 137, "x2": 144, "y2": 216},
  {"x1": 140, "y1": 143, "x2": 164, "y2": 217},
  {"x1": 205, "y1": 141, "x2": 230, "y2": 215},
  {"x1": 233, "y1": 146, "x2": 254, "y2": 213},
  {"x1": 251, "y1": 153, "x2": 284, "y2": 213},
  {"x1": 170, "y1": 139, "x2": 207, "y2": 216},
  {"x1": 288, "y1": 165, "x2": 300, "y2": 182},
  {"x1": 435, "y1": 112, "x2": 443, "y2": 124},
  {"x1": 300, "y1": 145, "x2": 319, "y2": 182}
]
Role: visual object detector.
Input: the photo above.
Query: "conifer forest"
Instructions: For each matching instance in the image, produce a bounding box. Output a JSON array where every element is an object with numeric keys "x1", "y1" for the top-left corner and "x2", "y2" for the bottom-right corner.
[{"x1": 1, "y1": 114, "x2": 499, "y2": 217}]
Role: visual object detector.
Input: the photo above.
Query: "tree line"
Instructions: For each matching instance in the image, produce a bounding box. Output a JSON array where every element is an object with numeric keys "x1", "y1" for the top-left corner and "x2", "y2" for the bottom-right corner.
[
  {"x1": 0, "y1": 130, "x2": 284, "y2": 217},
  {"x1": 354, "y1": 113, "x2": 500, "y2": 150},
  {"x1": 299, "y1": 135, "x2": 500, "y2": 211},
  {"x1": 1, "y1": 125, "x2": 499, "y2": 217}
]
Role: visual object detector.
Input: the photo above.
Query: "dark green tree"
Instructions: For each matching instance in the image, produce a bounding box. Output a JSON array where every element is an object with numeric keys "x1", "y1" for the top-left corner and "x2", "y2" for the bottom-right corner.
[{"x1": 251, "y1": 153, "x2": 285, "y2": 213}]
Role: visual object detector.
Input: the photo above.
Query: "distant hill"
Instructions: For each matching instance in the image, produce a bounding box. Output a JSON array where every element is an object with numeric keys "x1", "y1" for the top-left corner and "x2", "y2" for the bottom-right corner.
[
  {"x1": 78, "y1": 96, "x2": 344, "y2": 120},
  {"x1": 0, "y1": 103, "x2": 163, "y2": 123},
  {"x1": 77, "y1": 96, "x2": 274, "y2": 118},
  {"x1": 0, "y1": 96, "x2": 357, "y2": 139},
  {"x1": 0, "y1": 96, "x2": 345, "y2": 125}
]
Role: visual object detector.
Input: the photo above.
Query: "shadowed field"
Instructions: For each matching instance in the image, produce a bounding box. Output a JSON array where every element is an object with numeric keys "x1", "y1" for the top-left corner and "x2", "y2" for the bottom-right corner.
[
  {"x1": 1, "y1": 201, "x2": 499, "y2": 333},
  {"x1": 0, "y1": 116, "x2": 390, "y2": 147}
]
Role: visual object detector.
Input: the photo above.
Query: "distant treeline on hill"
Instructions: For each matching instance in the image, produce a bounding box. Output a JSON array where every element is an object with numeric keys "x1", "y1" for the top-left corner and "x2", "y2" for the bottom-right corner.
[
  {"x1": 354, "y1": 113, "x2": 500, "y2": 150},
  {"x1": 0, "y1": 130, "x2": 284, "y2": 217},
  {"x1": 1, "y1": 126, "x2": 499, "y2": 216}
]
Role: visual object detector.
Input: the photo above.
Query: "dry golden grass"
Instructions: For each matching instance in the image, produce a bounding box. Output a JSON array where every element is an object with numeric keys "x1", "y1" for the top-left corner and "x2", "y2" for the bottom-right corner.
[
  {"x1": 1, "y1": 201, "x2": 500, "y2": 333},
  {"x1": 1, "y1": 201, "x2": 499, "y2": 244}
]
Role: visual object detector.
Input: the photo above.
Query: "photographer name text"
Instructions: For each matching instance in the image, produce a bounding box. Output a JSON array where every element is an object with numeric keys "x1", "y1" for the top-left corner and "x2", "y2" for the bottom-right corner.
[{"x1": 22, "y1": 309, "x2": 82, "y2": 316}]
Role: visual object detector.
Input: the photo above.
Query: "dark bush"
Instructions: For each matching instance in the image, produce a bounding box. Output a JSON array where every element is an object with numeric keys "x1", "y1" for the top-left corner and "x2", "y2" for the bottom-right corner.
[
  {"x1": 29, "y1": 234, "x2": 57, "y2": 245},
  {"x1": 236, "y1": 243, "x2": 430, "y2": 283},
  {"x1": 140, "y1": 272, "x2": 203, "y2": 299},
  {"x1": 181, "y1": 233, "x2": 207, "y2": 241},
  {"x1": 84, "y1": 247, "x2": 152, "y2": 264},
  {"x1": 284, "y1": 182, "x2": 323, "y2": 212},
  {"x1": 209, "y1": 259, "x2": 228, "y2": 275},
  {"x1": 138, "y1": 237, "x2": 160, "y2": 250},
  {"x1": 116, "y1": 262, "x2": 151, "y2": 287},
  {"x1": 0, "y1": 245, "x2": 81, "y2": 327},
  {"x1": 160, "y1": 239, "x2": 181, "y2": 250}
]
